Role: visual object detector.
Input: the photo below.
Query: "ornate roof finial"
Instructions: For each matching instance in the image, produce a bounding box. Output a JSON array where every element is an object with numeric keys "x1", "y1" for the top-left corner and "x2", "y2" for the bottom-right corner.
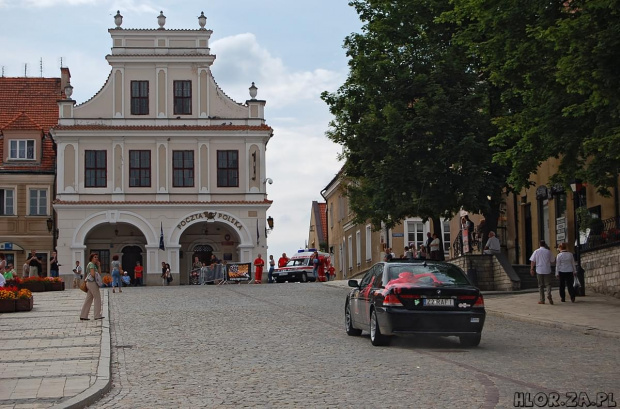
[
  {"x1": 114, "y1": 10, "x2": 123, "y2": 29},
  {"x1": 157, "y1": 11, "x2": 166, "y2": 30},
  {"x1": 198, "y1": 11, "x2": 207, "y2": 30}
]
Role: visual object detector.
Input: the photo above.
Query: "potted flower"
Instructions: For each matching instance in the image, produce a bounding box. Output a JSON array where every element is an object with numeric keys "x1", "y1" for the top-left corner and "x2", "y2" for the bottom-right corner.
[
  {"x1": 0, "y1": 288, "x2": 16, "y2": 313},
  {"x1": 15, "y1": 288, "x2": 33, "y2": 312}
]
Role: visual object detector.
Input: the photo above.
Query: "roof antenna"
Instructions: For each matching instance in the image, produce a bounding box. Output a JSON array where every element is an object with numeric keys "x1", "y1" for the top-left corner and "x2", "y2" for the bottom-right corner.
[
  {"x1": 24, "y1": 63, "x2": 27, "y2": 77},
  {"x1": 40, "y1": 58, "x2": 43, "y2": 77},
  {"x1": 1, "y1": 66, "x2": 4, "y2": 77},
  {"x1": 60, "y1": 57, "x2": 63, "y2": 68}
]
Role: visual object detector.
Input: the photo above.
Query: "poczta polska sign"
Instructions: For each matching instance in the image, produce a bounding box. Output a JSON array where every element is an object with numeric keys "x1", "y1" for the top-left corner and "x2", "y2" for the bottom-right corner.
[{"x1": 177, "y1": 211, "x2": 243, "y2": 231}]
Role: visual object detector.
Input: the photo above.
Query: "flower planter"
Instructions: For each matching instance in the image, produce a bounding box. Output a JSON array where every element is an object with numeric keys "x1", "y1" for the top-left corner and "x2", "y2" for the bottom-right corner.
[
  {"x1": 50, "y1": 282, "x2": 64, "y2": 291},
  {"x1": 22, "y1": 281, "x2": 46, "y2": 292},
  {"x1": 0, "y1": 299, "x2": 16, "y2": 313},
  {"x1": 15, "y1": 297, "x2": 33, "y2": 312}
]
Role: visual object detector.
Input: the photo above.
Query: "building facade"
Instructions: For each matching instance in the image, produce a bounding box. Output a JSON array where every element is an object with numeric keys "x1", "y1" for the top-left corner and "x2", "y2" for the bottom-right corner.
[
  {"x1": 321, "y1": 172, "x2": 453, "y2": 279},
  {"x1": 0, "y1": 71, "x2": 68, "y2": 276},
  {"x1": 50, "y1": 12, "x2": 272, "y2": 284}
]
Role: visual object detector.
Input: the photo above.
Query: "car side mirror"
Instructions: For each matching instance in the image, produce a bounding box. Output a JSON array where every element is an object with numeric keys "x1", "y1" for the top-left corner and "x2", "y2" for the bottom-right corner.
[{"x1": 348, "y1": 279, "x2": 359, "y2": 288}]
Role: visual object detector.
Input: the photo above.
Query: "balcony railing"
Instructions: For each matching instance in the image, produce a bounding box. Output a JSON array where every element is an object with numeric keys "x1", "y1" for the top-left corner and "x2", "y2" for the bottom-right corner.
[{"x1": 582, "y1": 216, "x2": 620, "y2": 252}]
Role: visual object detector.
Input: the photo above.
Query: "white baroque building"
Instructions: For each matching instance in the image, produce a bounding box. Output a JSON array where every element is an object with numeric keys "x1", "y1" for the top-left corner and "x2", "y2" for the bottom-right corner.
[{"x1": 51, "y1": 11, "x2": 273, "y2": 284}]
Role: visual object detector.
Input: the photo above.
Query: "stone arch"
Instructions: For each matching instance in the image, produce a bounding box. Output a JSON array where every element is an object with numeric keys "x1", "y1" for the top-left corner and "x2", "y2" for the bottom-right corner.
[{"x1": 72, "y1": 210, "x2": 157, "y2": 247}]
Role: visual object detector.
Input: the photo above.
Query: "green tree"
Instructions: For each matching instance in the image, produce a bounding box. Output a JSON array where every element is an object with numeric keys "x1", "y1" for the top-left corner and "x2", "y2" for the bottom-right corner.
[
  {"x1": 322, "y1": 0, "x2": 509, "y2": 246},
  {"x1": 448, "y1": 0, "x2": 620, "y2": 194}
]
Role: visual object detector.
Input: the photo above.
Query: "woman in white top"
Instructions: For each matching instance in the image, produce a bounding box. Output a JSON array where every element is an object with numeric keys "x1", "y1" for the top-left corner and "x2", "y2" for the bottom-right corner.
[{"x1": 555, "y1": 242, "x2": 577, "y2": 303}]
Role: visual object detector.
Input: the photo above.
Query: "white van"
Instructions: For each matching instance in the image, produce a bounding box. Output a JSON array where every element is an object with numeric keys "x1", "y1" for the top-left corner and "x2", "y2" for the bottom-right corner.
[{"x1": 272, "y1": 249, "x2": 330, "y2": 283}]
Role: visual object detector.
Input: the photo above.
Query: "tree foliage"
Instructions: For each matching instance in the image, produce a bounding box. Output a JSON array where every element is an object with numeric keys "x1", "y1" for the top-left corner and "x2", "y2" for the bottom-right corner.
[
  {"x1": 448, "y1": 0, "x2": 620, "y2": 194},
  {"x1": 322, "y1": 0, "x2": 509, "y2": 234}
]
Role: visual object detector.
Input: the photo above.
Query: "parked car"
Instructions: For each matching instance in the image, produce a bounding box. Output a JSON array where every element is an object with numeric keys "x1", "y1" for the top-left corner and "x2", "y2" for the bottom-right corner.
[{"x1": 344, "y1": 260, "x2": 486, "y2": 347}]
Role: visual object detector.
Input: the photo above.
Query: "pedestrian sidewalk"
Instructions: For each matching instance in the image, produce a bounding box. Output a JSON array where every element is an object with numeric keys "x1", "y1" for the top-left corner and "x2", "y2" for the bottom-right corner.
[
  {"x1": 324, "y1": 279, "x2": 620, "y2": 339},
  {"x1": 0, "y1": 289, "x2": 110, "y2": 409}
]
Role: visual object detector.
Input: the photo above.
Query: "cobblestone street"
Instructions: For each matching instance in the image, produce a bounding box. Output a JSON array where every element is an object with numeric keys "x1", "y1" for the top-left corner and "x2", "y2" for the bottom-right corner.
[{"x1": 80, "y1": 283, "x2": 619, "y2": 408}]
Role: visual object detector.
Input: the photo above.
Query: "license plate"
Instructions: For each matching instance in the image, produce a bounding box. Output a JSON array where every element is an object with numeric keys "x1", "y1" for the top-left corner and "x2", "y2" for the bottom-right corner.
[{"x1": 424, "y1": 298, "x2": 454, "y2": 307}]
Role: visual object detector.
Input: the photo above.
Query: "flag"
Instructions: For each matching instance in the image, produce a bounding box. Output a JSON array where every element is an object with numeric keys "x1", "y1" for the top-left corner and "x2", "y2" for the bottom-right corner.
[
  {"x1": 159, "y1": 222, "x2": 165, "y2": 250},
  {"x1": 256, "y1": 219, "x2": 260, "y2": 245}
]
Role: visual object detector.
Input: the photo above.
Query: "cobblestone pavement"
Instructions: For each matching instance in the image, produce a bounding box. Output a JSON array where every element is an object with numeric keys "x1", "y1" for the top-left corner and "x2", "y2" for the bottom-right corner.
[{"x1": 88, "y1": 283, "x2": 619, "y2": 409}]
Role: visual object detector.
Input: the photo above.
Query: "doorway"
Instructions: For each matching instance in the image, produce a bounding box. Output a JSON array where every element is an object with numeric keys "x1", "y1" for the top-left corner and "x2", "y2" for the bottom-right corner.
[{"x1": 122, "y1": 246, "x2": 143, "y2": 284}]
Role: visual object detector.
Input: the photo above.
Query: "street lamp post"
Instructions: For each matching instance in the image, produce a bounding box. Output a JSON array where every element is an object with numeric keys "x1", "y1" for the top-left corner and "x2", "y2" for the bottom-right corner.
[{"x1": 570, "y1": 180, "x2": 586, "y2": 296}]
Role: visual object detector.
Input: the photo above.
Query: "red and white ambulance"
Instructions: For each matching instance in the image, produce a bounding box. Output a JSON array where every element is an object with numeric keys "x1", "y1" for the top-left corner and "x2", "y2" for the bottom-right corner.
[{"x1": 272, "y1": 249, "x2": 331, "y2": 283}]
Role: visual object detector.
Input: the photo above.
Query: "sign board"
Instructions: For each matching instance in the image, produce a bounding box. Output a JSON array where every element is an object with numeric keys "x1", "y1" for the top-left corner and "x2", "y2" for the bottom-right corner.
[
  {"x1": 226, "y1": 263, "x2": 252, "y2": 282},
  {"x1": 556, "y1": 216, "x2": 566, "y2": 225},
  {"x1": 556, "y1": 233, "x2": 566, "y2": 241},
  {"x1": 556, "y1": 223, "x2": 566, "y2": 231},
  {"x1": 392, "y1": 233, "x2": 404, "y2": 238}
]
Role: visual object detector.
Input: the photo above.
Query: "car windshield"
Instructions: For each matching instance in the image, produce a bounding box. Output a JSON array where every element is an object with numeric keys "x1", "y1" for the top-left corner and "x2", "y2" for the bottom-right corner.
[
  {"x1": 386, "y1": 264, "x2": 470, "y2": 286},
  {"x1": 286, "y1": 259, "x2": 309, "y2": 267}
]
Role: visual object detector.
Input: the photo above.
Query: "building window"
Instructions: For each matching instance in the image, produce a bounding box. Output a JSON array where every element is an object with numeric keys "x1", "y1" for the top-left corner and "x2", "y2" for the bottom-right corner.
[
  {"x1": 9, "y1": 140, "x2": 35, "y2": 160},
  {"x1": 217, "y1": 150, "x2": 239, "y2": 187},
  {"x1": 29, "y1": 189, "x2": 47, "y2": 215},
  {"x1": 85, "y1": 150, "x2": 107, "y2": 187},
  {"x1": 130, "y1": 81, "x2": 149, "y2": 115},
  {"x1": 173, "y1": 80, "x2": 192, "y2": 115},
  {"x1": 365, "y1": 224, "x2": 372, "y2": 261},
  {"x1": 173, "y1": 150, "x2": 194, "y2": 187},
  {"x1": 347, "y1": 235, "x2": 353, "y2": 271},
  {"x1": 0, "y1": 189, "x2": 15, "y2": 215},
  {"x1": 356, "y1": 230, "x2": 361, "y2": 266},
  {"x1": 406, "y1": 220, "x2": 425, "y2": 250},
  {"x1": 129, "y1": 150, "x2": 151, "y2": 187},
  {"x1": 443, "y1": 221, "x2": 451, "y2": 253},
  {"x1": 92, "y1": 250, "x2": 110, "y2": 274}
]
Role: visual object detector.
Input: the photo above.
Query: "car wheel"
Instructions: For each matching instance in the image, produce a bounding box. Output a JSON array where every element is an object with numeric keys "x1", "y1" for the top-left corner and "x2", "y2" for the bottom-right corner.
[
  {"x1": 370, "y1": 309, "x2": 389, "y2": 346},
  {"x1": 459, "y1": 333, "x2": 481, "y2": 348},
  {"x1": 300, "y1": 273, "x2": 308, "y2": 283},
  {"x1": 345, "y1": 302, "x2": 362, "y2": 336}
]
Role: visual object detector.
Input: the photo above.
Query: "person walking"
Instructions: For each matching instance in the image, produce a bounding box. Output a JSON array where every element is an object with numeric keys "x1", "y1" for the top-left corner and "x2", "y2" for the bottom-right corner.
[
  {"x1": 555, "y1": 242, "x2": 577, "y2": 303},
  {"x1": 161, "y1": 261, "x2": 168, "y2": 286},
  {"x1": 50, "y1": 251, "x2": 59, "y2": 278},
  {"x1": 268, "y1": 255, "x2": 275, "y2": 283},
  {"x1": 134, "y1": 261, "x2": 143, "y2": 286},
  {"x1": 111, "y1": 255, "x2": 122, "y2": 293},
  {"x1": 165, "y1": 263, "x2": 172, "y2": 285},
  {"x1": 253, "y1": 254, "x2": 265, "y2": 284},
  {"x1": 72, "y1": 260, "x2": 83, "y2": 289},
  {"x1": 530, "y1": 240, "x2": 554, "y2": 304},
  {"x1": 311, "y1": 251, "x2": 320, "y2": 281},
  {"x1": 80, "y1": 253, "x2": 104, "y2": 321}
]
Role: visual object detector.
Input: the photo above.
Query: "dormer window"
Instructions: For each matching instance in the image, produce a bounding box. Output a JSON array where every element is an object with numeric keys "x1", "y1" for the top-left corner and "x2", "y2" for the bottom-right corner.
[
  {"x1": 131, "y1": 81, "x2": 149, "y2": 115},
  {"x1": 9, "y1": 140, "x2": 35, "y2": 160},
  {"x1": 173, "y1": 80, "x2": 192, "y2": 115}
]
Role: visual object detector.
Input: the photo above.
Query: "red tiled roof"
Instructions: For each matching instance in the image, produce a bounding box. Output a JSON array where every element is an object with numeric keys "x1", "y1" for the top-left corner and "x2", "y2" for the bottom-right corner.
[
  {"x1": 53, "y1": 124, "x2": 272, "y2": 132},
  {"x1": 54, "y1": 199, "x2": 273, "y2": 205},
  {"x1": 0, "y1": 77, "x2": 61, "y2": 173},
  {"x1": 0, "y1": 77, "x2": 62, "y2": 131}
]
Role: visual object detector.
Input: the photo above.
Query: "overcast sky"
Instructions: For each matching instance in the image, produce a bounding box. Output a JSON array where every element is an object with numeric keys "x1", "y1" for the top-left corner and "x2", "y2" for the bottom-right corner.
[{"x1": 1, "y1": 0, "x2": 363, "y2": 260}]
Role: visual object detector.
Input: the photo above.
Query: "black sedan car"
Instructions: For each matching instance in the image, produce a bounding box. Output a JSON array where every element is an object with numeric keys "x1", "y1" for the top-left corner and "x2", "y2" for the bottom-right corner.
[{"x1": 345, "y1": 260, "x2": 485, "y2": 347}]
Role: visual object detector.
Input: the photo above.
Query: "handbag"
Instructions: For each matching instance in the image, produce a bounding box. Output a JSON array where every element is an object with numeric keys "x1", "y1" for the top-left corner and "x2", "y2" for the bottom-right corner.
[
  {"x1": 80, "y1": 280, "x2": 88, "y2": 292},
  {"x1": 574, "y1": 276, "x2": 581, "y2": 289},
  {"x1": 167, "y1": 274, "x2": 173, "y2": 283}
]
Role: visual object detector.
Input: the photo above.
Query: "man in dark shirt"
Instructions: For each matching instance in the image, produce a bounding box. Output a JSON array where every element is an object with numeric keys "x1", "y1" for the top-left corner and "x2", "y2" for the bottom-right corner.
[{"x1": 27, "y1": 250, "x2": 42, "y2": 277}]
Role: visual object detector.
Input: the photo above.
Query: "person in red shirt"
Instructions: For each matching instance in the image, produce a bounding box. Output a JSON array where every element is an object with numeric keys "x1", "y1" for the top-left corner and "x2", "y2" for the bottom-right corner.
[
  {"x1": 134, "y1": 261, "x2": 144, "y2": 286},
  {"x1": 278, "y1": 253, "x2": 289, "y2": 268},
  {"x1": 253, "y1": 254, "x2": 265, "y2": 284}
]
